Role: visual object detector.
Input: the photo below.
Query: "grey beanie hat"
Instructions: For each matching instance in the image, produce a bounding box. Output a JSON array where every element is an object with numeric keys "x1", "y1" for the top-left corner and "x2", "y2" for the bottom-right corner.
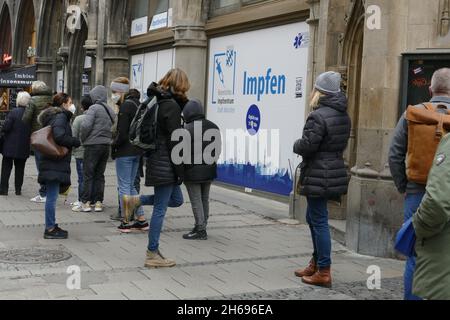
[{"x1": 315, "y1": 71, "x2": 342, "y2": 94}]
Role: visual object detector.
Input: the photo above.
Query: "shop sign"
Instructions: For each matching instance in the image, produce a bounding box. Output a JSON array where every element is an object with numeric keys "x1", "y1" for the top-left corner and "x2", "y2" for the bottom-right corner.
[
  {"x1": 131, "y1": 16, "x2": 148, "y2": 37},
  {"x1": 0, "y1": 65, "x2": 37, "y2": 88},
  {"x1": 150, "y1": 12, "x2": 168, "y2": 31},
  {"x1": 0, "y1": 53, "x2": 12, "y2": 69}
]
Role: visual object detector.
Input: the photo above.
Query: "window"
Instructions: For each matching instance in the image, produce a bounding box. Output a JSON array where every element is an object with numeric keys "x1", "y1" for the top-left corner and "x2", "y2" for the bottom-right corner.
[
  {"x1": 209, "y1": 0, "x2": 267, "y2": 17},
  {"x1": 132, "y1": 0, "x2": 149, "y2": 19},
  {"x1": 131, "y1": 0, "x2": 171, "y2": 36}
]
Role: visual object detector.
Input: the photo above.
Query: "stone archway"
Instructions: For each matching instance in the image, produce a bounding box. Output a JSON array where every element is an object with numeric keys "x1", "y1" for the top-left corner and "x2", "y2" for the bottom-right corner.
[
  {"x1": 14, "y1": 0, "x2": 37, "y2": 66},
  {"x1": 0, "y1": 3, "x2": 12, "y2": 68},
  {"x1": 36, "y1": 0, "x2": 63, "y2": 88},
  {"x1": 67, "y1": 16, "x2": 88, "y2": 106},
  {"x1": 341, "y1": 0, "x2": 365, "y2": 170}
]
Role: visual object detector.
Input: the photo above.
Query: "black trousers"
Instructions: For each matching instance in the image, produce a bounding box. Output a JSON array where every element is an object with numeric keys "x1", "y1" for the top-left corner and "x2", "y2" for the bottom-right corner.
[
  {"x1": 0, "y1": 157, "x2": 27, "y2": 193},
  {"x1": 81, "y1": 145, "x2": 110, "y2": 203}
]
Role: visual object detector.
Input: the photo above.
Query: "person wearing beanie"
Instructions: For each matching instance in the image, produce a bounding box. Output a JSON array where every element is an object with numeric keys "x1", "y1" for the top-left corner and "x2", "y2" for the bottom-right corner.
[
  {"x1": 182, "y1": 99, "x2": 222, "y2": 241},
  {"x1": 70, "y1": 95, "x2": 94, "y2": 209},
  {"x1": 293, "y1": 71, "x2": 351, "y2": 288},
  {"x1": 0, "y1": 91, "x2": 32, "y2": 196},
  {"x1": 109, "y1": 77, "x2": 149, "y2": 232}
]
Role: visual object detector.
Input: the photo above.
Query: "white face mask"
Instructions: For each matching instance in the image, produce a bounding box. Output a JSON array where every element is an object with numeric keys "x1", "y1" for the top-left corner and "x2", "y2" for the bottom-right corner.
[
  {"x1": 68, "y1": 104, "x2": 76, "y2": 114},
  {"x1": 112, "y1": 94, "x2": 122, "y2": 104}
]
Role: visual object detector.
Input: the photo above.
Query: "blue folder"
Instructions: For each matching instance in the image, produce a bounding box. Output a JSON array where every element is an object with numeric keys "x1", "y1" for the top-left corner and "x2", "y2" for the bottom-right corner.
[{"x1": 395, "y1": 217, "x2": 417, "y2": 257}]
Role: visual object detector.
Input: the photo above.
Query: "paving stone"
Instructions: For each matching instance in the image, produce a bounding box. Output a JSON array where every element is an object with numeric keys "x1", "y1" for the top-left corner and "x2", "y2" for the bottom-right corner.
[{"x1": 0, "y1": 160, "x2": 405, "y2": 300}]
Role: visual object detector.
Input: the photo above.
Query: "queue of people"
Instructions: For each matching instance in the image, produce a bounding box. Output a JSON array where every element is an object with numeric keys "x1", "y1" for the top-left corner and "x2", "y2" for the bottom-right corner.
[{"x1": 1, "y1": 67, "x2": 449, "y2": 299}]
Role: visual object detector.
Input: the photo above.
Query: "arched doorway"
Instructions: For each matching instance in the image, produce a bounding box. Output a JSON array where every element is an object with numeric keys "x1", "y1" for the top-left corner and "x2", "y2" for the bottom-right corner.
[
  {"x1": 14, "y1": 0, "x2": 37, "y2": 66},
  {"x1": 0, "y1": 4, "x2": 12, "y2": 69},
  {"x1": 67, "y1": 16, "x2": 88, "y2": 106},
  {"x1": 36, "y1": 0, "x2": 63, "y2": 88},
  {"x1": 341, "y1": 0, "x2": 365, "y2": 171}
]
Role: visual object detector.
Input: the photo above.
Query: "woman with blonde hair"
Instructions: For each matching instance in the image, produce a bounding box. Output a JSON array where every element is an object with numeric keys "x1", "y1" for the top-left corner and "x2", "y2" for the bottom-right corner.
[
  {"x1": 293, "y1": 71, "x2": 351, "y2": 288},
  {"x1": 122, "y1": 68, "x2": 190, "y2": 268}
]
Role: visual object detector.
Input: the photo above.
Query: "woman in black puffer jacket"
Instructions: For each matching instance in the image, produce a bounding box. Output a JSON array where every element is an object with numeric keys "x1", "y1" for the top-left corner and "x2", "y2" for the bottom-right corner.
[
  {"x1": 293, "y1": 71, "x2": 351, "y2": 289},
  {"x1": 38, "y1": 93, "x2": 80, "y2": 240},
  {"x1": 122, "y1": 68, "x2": 189, "y2": 269}
]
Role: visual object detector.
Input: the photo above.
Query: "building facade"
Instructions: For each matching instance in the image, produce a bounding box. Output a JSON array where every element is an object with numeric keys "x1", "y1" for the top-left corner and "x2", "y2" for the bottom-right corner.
[{"x1": 1, "y1": 0, "x2": 450, "y2": 258}]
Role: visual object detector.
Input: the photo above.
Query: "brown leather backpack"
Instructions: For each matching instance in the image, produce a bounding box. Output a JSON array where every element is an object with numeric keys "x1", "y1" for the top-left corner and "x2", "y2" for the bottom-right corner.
[{"x1": 405, "y1": 103, "x2": 450, "y2": 185}]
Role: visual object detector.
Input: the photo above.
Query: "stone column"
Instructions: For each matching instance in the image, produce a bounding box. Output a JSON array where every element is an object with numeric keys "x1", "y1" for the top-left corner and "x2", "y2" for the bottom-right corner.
[
  {"x1": 35, "y1": 57, "x2": 54, "y2": 89},
  {"x1": 345, "y1": 0, "x2": 409, "y2": 258},
  {"x1": 102, "y1": 0, "x2": 130, "y2": 91},
  {"x1": 172, "y1": 0, "x2": 208, "y2": 105}
]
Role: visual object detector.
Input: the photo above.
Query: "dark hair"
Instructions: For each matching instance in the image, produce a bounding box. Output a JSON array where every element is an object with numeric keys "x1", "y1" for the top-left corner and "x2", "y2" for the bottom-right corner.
[
  {"x1": 53, "y1": 93, "x2": 71, "y2": 107},
  {"x1": 81, "y1": 95, "x2": 93, "y2": 111},
  {"x1": 128, "y1": 89, "x2": 141, "y2": 100}
]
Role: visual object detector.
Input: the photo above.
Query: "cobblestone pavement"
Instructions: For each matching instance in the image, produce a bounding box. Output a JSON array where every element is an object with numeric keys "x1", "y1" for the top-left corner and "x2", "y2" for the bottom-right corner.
[{"x1": 0, "y1": 157, "x2": 405, "y2": 300}]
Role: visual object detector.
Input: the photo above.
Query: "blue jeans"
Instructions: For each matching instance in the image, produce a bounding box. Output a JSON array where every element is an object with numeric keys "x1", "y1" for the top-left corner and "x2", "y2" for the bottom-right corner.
[
  {"x1": 34, "y1": 151, "x2": 46, "y2": 197},
  {"x1": 116, "y1": 156, "x2": 144, "y2": 217},
  {"x1": 140, "y1": 184, "x2": 184, "y2": 252},
  {"x1": 404, "y1": 192, "x2": 425, "y2": 301},
  {"x1": 76, "y1": 159, "x2": 84, "y2": 202},
  {"x1": 45, "y1": 182, "x2": 60, "y2": 230},
  {"x1": 306, "y1": 197, "x2": 332, "y2": 268}
]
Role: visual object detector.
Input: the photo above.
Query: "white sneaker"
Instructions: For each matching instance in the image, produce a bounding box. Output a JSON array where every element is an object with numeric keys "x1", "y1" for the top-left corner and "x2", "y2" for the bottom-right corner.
[
  {"x1": 70, "y1": 201, "x2": 82, "y2": 207},
  {"x1": 75, "y1": 202, "x2": 92, "y2": 212},
  {"x1": 72, "y1": 204, "x2": 84, "y2": 212},
  {"x1": 30, "y1": 195, "x2": 46, "y2": 203},
  {"x1": 94, "y1": 202, "x2": 104, "y2": 212}
]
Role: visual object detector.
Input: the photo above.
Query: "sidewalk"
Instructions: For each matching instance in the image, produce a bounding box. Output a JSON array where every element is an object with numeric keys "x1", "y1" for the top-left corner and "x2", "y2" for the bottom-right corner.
[{"x1": 0, "y1": 158, "x2": 404, "y2": 300}]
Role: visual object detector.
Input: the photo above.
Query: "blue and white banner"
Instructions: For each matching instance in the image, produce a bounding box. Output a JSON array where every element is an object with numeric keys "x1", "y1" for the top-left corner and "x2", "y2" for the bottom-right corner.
[{"x1": 207, "y1": 22, "x2": 310, "y2": 196}]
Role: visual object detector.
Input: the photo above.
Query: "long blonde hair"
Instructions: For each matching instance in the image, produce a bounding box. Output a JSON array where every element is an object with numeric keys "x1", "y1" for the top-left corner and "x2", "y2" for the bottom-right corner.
[{"x1": 309, "y1": 89, "x2": 325, "y2": 110}]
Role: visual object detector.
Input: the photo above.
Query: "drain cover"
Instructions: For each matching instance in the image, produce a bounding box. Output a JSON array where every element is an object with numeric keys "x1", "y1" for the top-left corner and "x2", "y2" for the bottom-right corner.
[{"x1": 0, "y1": 248, "x2": 72, "y2": 264}]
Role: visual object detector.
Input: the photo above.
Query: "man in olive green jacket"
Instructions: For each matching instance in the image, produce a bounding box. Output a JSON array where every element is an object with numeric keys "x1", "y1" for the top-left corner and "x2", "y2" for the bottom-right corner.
[{"x1": 413, "y1": 133, "x2": 450, "y2": 300}]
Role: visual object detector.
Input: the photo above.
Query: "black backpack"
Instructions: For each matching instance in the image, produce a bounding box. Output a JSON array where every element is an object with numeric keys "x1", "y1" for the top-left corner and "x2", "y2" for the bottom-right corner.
[{"x1": 129, "y1": 97, "x2": 159, "y2": 151}]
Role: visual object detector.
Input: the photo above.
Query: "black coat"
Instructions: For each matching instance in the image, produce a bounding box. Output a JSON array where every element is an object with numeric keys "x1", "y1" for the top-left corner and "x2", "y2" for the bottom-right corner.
[
  {"x1": 182, "y1": 100, "x2": 221, "y2": 183},
  {"x1": 37, "y1": 107, "x2": 81, "y2": 186},
  {"x1": 145, "y1": 83, "x2": 186, "y2": 187},
  {"x1": 112, "y1": 95, "x2": 143, "y2": 159},
  {"x1": 1, "y1": 107, "x2": 31, "y2": 159},
  {"x1": 293, "y1": 93, "x2": 351, "y2": 200}
]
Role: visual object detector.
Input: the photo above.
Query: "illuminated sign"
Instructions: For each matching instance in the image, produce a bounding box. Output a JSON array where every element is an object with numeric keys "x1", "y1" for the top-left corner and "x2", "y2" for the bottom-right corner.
[{"x1": 1, "y1": 53, "x2": 12, "y2": 65}]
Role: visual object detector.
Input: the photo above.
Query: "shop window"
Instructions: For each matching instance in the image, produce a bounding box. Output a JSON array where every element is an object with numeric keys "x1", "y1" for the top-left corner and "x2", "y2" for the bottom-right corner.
[
  {"x1": 209, "y1": 0, "x2": 267, "y2": 17},
  {"x1": 131, "y1": 0, "x2": 171, "y2": 36},
  {"x1": 132, "y1": 0, "x2": 149, "y2": 19}
]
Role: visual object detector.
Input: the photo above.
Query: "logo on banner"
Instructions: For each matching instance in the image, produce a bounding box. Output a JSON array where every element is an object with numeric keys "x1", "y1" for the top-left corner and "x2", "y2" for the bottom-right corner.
[
  {"x1": 294, "y1": 32, "x2": 310, "y2": 49},
  {"x1": 246, "y1": 105, "x2": 261, "y2": 136},
  {"x1": 132, "y1": 61, "x2": 143, "y2": 88},
  {"x1": 212, "y1": 47, "x2": 237, "y2": 105}
]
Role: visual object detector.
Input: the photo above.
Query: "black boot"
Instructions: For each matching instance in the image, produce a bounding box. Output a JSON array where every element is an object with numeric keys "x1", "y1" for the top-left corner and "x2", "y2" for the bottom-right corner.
[{"x1": 183, "y1": 227, "x2": 208, "y2": 240}]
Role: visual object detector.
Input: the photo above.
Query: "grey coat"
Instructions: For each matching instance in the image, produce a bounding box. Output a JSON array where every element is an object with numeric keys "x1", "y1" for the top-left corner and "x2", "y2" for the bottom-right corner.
[
  {"x1": 72, "y1": 114, "x2": 86, "y2": 159},
  {"x1": 388, "y1": 96, "x2": 450, "y2": 194},
  {"x1": 80, "y1": 86, "x2": 116, "y2": 146}
]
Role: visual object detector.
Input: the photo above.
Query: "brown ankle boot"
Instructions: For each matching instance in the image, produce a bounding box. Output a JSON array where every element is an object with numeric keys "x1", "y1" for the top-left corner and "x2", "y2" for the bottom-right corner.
[
  {"x1": 302, "y1": 266, "x2": 332, "y2": 288},
  {"x1": 295, "y1": 258, "x2": 318, "y2": 278}
]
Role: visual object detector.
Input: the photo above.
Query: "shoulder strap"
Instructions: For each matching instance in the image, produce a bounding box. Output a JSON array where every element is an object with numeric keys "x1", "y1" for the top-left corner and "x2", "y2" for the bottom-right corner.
[
  {"x1": 125, "y1": 99, "x2": 139, "y2": 109},
  {"x1": 423, "y1": 103, "x2": 437, "y2": 111},
  {"x1": 99, "y1": 103, "x2": 114, "y2": 124}
]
